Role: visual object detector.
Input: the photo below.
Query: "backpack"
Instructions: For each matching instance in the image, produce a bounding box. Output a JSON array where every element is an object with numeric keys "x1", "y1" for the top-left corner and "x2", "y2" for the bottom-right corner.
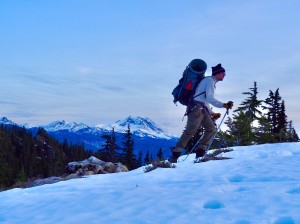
[{"x1": 172, "y1": 59, "x2": 207, "y2": 106}]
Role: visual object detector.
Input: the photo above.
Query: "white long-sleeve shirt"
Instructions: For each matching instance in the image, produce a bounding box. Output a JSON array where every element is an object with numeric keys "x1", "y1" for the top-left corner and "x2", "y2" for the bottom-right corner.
[{"x1": 193, "y1": 76, "x2": 224, "y2": 114}]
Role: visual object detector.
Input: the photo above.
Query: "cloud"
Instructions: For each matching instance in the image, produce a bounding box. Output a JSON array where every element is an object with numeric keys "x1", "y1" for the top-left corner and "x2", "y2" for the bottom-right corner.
[{"x1": 0, "y1": 100, "x2": 18, "y2": 105}]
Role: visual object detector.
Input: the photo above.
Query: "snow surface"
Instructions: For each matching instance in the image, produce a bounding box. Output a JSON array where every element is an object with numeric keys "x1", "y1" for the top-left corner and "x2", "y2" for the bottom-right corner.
[{"x1": 1, "y1": 143, "x2": 300, "y2": 224}]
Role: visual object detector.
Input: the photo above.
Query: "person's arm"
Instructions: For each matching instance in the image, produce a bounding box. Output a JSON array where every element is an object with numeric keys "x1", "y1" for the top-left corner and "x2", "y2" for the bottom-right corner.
[{"x1": 205, "y1": 78, "x2": 224, "y2": 108}]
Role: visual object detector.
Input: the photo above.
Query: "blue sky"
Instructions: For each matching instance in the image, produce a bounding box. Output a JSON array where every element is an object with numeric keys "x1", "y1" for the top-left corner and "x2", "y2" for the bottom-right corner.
[{"x1": 1, "y1": 0, "x2": 300, "y2": 135}]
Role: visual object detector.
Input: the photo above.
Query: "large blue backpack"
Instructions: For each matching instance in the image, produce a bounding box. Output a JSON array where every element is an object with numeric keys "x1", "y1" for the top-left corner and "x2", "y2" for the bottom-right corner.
[{"x1": 172, "y1": 59, "x2": 207, "y2": 106}]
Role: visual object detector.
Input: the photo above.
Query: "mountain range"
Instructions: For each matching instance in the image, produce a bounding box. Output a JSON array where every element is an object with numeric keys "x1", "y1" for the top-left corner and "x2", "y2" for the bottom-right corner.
[{"x1": 0, "y1": 116, "x2": 178, "y2": 159}]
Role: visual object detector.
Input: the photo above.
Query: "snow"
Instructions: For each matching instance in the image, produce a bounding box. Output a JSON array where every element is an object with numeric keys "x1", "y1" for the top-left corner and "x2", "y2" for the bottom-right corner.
[
  {"x1": 96, "y1": 116, "x2": 175, "y2": 139},
  {"x1": 1, "y1": 143, "x2": 300, "y2": 224},
  {"x1": 34, "y1": 116, "x2": 176, "y2": 139},
  {"x1": 42, "y1": 120, "x2": 90, "y2": 132}
]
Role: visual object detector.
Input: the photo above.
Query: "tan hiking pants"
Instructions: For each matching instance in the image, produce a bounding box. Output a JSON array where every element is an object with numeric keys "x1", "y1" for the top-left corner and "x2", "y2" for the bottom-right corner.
[{"x1": 173, "y1": 107, "x2": 215, "y2": 153}]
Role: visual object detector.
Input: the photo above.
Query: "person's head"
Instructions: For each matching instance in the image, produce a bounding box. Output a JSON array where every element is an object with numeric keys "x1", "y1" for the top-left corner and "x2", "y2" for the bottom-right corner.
[{"x1": 212, "y1": 64, "x2": 226, "y2": 81}]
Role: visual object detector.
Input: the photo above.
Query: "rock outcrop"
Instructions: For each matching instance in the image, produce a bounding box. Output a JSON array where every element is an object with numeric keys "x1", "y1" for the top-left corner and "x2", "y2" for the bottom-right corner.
[
  {"x1": 64, "y1": 156, "x2": 129, "y2": 178},
  {"x1": 26, "y1": 156, "x2": 128, "y2": 188}
]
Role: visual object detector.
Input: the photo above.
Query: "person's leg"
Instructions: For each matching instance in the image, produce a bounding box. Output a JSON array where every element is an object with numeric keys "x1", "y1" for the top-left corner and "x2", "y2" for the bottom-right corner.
[
  {"x1": 169, "y1": 107, "x2": 204, "y2": 162},
  {"x1": 195, "y1": 115, "x2": 216, "y2": 158}
]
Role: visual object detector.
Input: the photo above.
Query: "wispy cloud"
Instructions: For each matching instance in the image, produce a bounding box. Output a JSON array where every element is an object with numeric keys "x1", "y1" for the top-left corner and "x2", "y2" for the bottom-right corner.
[{"x1": 0, "y1": 100, "x2": 18, "y2": 105}]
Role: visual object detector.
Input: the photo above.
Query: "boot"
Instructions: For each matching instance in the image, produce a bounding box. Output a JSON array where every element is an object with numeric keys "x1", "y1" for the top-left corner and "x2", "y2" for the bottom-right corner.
[
  {"x1": 168, "y1": 148, "x2": 181, "y2": 163},
  {"x1": 195, "y1": 147, "x2": 206, "y2": 159}
]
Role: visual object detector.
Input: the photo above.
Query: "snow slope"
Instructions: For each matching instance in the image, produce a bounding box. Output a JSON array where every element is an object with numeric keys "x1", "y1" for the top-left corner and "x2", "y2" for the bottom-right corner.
[{"x1": 1, "y1": 143, "x2": 300, "y2": 224}]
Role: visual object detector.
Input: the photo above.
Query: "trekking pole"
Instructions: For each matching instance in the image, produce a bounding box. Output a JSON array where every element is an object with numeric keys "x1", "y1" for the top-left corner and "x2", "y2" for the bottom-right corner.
[
  {"x1": 205, "y1": 109, "x2": 229, "y2": 152},
  {"x1": 181, "y1": 109, "x2": 229, "y2": 162}
]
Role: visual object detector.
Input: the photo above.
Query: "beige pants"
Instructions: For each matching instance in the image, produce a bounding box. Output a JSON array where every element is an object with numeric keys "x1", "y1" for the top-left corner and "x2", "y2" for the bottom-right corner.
[{"x1": 173, "y1": 107, "x2": 215, "y2": 153}]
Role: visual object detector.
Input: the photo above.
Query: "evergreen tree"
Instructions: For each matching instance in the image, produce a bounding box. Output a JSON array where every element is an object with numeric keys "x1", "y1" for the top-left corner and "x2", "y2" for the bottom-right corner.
[
  {"x1": 227, "y1": 82, "x2": 263, "y2": 145},
  {"x1": 277, "y1": 100, "x2": 288, "y2": 141},
  {"x1": 150, "y1": 153, "x2": 154, "y2": 163},
  {"x1": 144, "y1": 150, "x2": 150, "y2": 165},
  {"x1": 261, "y1": 89, "x2": 295, "y2": 142},
  {"x1": 121, "y1": 124, "x2": 137, "y2": 170},
  {"x1": 0, "y1": 124, "x2": 94, "y2": 189},
  {"x1": 234, "y1": 81, "x2": 263, "y2": 120},
  {"x1": 286, "y1": 121, "x2": 299, "y2": 142},
  {"x1": 137, "y1": 150, "x2": 143, "y2": 167},
  {"x1": 16, "y1": 166, "x2": 27, "y2": 183},
  {"x1": 97, "y1": 128, "x2": 120, "y2": 163},
  {"x1": 255, "y1": 116, "x2": 276, "y2": 144},
  {"x1": 156, "y1": 148, "x2": 164, "y2": 161},
  {"x1": 228, "y1": 111, "x2": 254, "y2": 146},
  {"x1": 263, "y1": 89, "x2": 281, "y2": 135}
]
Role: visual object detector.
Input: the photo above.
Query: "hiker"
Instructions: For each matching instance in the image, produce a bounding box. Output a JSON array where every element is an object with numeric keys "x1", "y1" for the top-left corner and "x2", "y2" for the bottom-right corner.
[{"x1": 169, "y1": 63, "x2": 233, "y2": 163}]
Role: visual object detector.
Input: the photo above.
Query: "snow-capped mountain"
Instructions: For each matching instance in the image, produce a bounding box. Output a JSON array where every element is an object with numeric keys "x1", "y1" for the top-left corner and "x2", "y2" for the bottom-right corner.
[
  {"x1": 0, "y1": 117, "x2": 16, "y2": 126},
  {"x1": 1, "y1": 116, "x2": 178, "y2": 157},
  {"x1": 42, "y1": 120, "x2": 90, "y2": 132},
  {"x1": 40, "y1": 116, "x2": 174, "y2": 140},
  {"x1": 96, "y1": 116, "x2": 174, "y2": 139}
]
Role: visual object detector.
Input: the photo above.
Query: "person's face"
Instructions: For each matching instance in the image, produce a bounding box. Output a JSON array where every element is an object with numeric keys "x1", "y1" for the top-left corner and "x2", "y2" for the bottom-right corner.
[{"x1": 216, "y1": 72, "x2": 226, "y2": 81}]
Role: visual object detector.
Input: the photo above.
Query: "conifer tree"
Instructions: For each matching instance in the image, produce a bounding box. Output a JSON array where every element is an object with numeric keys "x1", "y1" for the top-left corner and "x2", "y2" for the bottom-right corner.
[
  {"x1": 0, "y1": 124, "x2": 94, "y2": 189},
  {"x1": 228, "y1": 111, "x2": 254, "y2": 145},
  {"x1": 235, "y1": 81, "x2": 263, "y2": 120},
  {"x1": 263, "y1": 89, "x2": 281, "y2": 135},
  {"x1": 97, "y1": 128, "x2": 119, "y2": 163},
  {"x1": 121, "y1": 124, "x2": 137, "y2": 170},
  {"x1": 286, "y1": 121, "x2": 299, "y2": 142},
  {"x1": 150, "y1": 154, "x2": 154, "y2": 163},
  {"x1": 231, "y1": 82, "x2": 262, "y2": 145},
  {"x1": 137, "y1": 150, "x2": 143, "y2": 167},
  {"x1": 255, "y1": 116, "x2": 275, "y2": 143},
  {"x1": 144, "y1": 150, "x2": 150, "y2": 165},
  {"x1": 277, "y1": 100, "x2": 288, "y2": 141},
  {"x1": 156, "y1": 148, "x2": 164, "y2": 161}
]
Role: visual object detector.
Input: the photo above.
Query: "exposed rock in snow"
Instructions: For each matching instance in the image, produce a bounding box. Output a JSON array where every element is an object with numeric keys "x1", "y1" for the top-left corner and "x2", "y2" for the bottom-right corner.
[{"x1": 64, "y1": 156, "x2": 129, "y2": 178}]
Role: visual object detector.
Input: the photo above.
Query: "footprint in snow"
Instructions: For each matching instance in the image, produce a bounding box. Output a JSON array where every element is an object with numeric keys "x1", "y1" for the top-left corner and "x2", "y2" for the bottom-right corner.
[
  {"x1": 286, "y1": 187, "x2": 300, "y2": 194},
  {"x1": 273, "y1": 216, "x2": 295, "y2": 224},
  {"x1": 203, "y1": 200, "x2": 225, "y2": 209}
]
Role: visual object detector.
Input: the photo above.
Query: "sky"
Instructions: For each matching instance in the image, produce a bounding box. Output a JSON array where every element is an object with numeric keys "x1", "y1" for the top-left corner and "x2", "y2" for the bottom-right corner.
[
  {"x1": 0, "y1": 142, "x2": 300, "y2": 223},
  {"x1": 1, "y1": 0, "x2": 300, "y2": 135}
]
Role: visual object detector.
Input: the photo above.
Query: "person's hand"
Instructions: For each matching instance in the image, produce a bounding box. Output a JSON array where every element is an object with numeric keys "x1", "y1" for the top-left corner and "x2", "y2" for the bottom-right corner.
[
  {"x1": 224, "y1": 101, "x2": 234, "y2": 109},
  {"x1": 211, "y1": 113, "x2": 221, "y2": 119}
]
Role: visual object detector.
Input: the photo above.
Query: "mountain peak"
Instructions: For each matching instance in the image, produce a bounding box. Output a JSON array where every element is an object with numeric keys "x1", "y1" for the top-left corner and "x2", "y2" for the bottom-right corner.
[
  {"x1": 42, "y1": 120, "x2": 90, "y2": 132},
  {"x1": 0, "y1": 117, "x2": 15, "y2": 125},
  {"x1": 115, "y1": 116, "x2": 162, "y2": 131},
  {"x1": 111, "y1": 116, "x2": 172, "y2": 139}
]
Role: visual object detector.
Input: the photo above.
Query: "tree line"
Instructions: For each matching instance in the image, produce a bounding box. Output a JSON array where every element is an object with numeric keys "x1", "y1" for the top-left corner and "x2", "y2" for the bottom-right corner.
[
  {"x1": 0, "y1": 125, "x2": 92, "y2": 190},
  {"x1": 95, "y1": 124, "x2": 165, "y2": 170},
  {"x1": 0, "y1": 124, "x2": 164, "y2": 190},
  {"x1": 216, "y1": 82, "x2": 299, "y2": 147}
]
